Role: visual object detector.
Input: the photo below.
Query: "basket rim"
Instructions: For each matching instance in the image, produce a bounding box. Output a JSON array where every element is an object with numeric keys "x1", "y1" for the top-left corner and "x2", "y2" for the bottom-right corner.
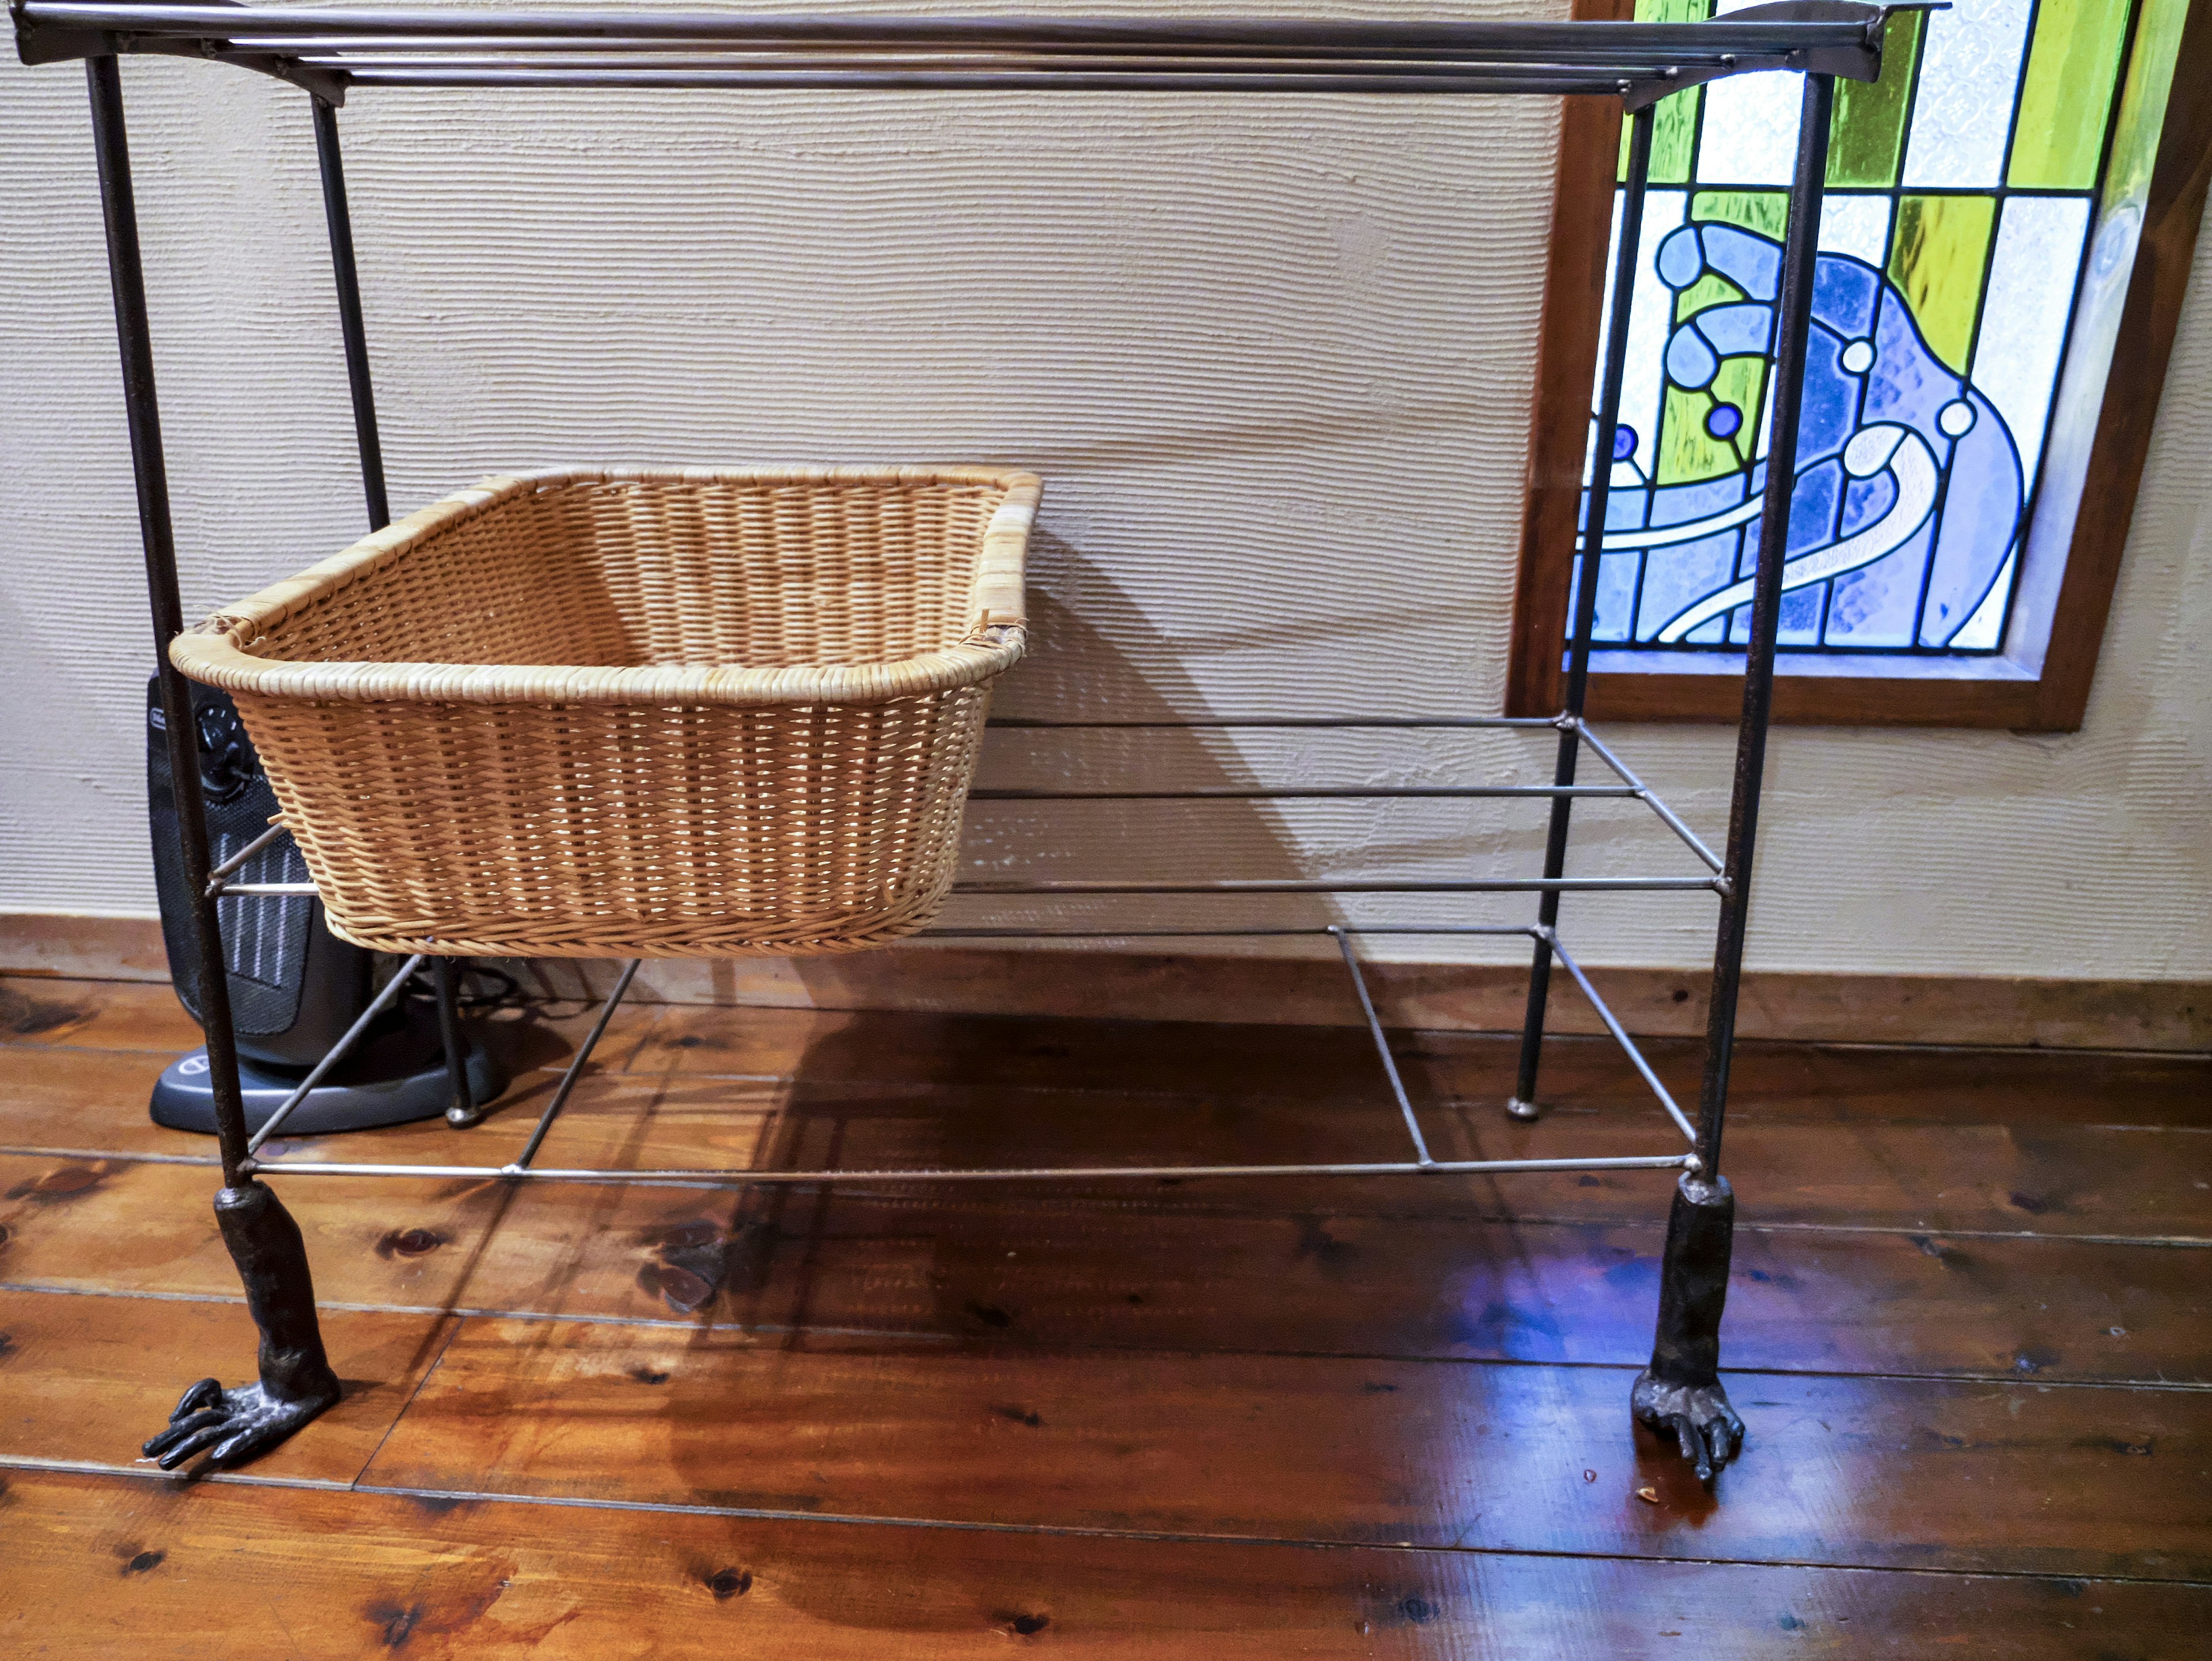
[{"x1": 171, "y1": 465, "x2": 1037, "y2": 707}]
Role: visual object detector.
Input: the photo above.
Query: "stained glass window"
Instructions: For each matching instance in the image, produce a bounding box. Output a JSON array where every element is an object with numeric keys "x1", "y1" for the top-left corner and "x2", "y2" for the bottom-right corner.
[{"x1": 1577, "y1": 0, "x2": 2137, "y2": 656}]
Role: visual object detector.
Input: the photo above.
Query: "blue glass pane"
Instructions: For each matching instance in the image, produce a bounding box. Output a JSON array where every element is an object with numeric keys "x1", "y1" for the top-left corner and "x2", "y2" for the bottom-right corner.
[
  {"x1": 1578, "y1": 224, "x2": 2027, "y2": 658},
  {"x1": 1918, "y1": 390, "x2": 2024, "y2": 645},
  {"x1": 1826, "y1": 519, "x2": 1938, "y2": 645},
  {"x1": 1637, "y1": 528, "x2": 1742, "y2": 638},
  {"x1": 1775, "y1": 583, "x2": 1824, "y2": 645},
  {"x1": 1594, "y1": 550, "x2": 1638, "y2": 641}
]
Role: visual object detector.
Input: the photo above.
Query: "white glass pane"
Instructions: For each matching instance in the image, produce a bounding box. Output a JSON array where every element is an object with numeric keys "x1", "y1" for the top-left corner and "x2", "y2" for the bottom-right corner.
[
  {"x1": 1901, "y1": 0, "x2": 2032, "y2": 188},
  {"x1": 1817, "y1": 194, "x2": 1892, "y2": 267},
  {"x1": 1970, "y1": 194, "x2": 2091, "y2": 492},
  {"x1": 1588, "y1": 191, "x2": 1625, "y2": 487},
  {"x1": 1949, "y1": 547, "x2": 2016, "y2": 648},
  {"x1": 1696, "y1": 71, "x2": 1805, "y2": 186}
]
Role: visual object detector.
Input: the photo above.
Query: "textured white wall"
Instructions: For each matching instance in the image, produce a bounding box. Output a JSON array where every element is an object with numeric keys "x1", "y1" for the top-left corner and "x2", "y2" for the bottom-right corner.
[{"x1": 2, "y1": 7, "x2": 2207, "y2": 978}]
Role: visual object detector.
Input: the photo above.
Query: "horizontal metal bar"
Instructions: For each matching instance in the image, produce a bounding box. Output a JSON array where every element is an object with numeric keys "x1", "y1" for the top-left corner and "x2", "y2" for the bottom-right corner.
[
  {"x1": 245, "y1": 1152, "x2": 1695, "y2": 1184},
  {"x1": 989, "y1": 716, "x2": 1568, "y2": 729},
  {"x1": 1547, "y1": 933, "x2": 1698, "y2": 1148},
  {"x1": 231, "y1": 34, "x2": 1717, "y2": 61},
  {"x1": 1569, "y1": 720, "x2": 1726, "y2": 875},
  {"x1": 293, "y1": 51, "x2": 1660, "y2": 78},
  {"x1": 218, "y1": 876, "x2": 1713, "y2": 904},
  {"x1": 29, "y1": 5, "x2": 1891, "y2": 59},
  {"x1": 955, "y1": 876, "x2": 1722, "y2": 895},
  {"x1": 204, "y1": 820, "x2": 288, "y2": 890},
  {"x1": 917, "y1": 925, "x2": 1543, "y2": 938},
  {"x1": 968, "y1": 785, "x2": 1638, "y2": 801},
  {"x1": 247, "y1": 37, "x2": 1784, "y2": 70},
  {"x1": 340, "y1": 68, "x2": 1644, "y2": 92}
]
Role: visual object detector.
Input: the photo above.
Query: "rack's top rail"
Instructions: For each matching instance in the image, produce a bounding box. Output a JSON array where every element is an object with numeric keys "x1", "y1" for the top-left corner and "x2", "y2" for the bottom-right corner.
[{"x1": 16, "y1": 2, "x2": 1919, "y2": 105}]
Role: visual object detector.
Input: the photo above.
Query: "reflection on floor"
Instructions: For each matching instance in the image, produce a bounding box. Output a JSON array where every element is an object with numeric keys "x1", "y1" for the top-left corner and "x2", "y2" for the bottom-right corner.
[{"x1": 2, "y1": 974, "x2": 2207, "y2": 1655}]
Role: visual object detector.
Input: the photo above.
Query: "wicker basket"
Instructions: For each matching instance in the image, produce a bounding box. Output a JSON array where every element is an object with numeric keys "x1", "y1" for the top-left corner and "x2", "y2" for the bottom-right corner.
[{"x1": 171, "y1": 466, "x2": 1038, "y2": 958}]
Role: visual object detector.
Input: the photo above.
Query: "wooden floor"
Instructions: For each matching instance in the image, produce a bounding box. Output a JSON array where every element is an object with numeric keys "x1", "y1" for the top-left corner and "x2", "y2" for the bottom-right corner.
[{"x1": 1, "y1": 973, "x2": 2206, "y2": 1656}]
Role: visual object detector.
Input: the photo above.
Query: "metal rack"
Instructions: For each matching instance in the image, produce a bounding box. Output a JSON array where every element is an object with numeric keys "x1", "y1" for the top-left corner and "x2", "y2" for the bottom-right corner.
[{"x1": 17, "y1": 0, "x2": 1907, "y2": 1479}]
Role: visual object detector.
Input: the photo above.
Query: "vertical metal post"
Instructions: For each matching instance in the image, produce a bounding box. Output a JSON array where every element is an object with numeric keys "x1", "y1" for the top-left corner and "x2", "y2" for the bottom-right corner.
[
  {"x1": 1692, "y1": 74, "x2": 1833, "y2": 1178},
  {"x1": 310, "y1": 95, "x2": 389, "y2": 531},
  {"x1": 1509, "y1": 102, "x2": 1654, "y2": 1120},
  {"x1": 317, "y1": 94, "x2": 489, "y2": 1126},
  {"x1": 87, "y1": 55, "x2": 252, "y2": 1189},
  {"x1": 431, "y1": 956, "x2": 478, "y2": 1126}
]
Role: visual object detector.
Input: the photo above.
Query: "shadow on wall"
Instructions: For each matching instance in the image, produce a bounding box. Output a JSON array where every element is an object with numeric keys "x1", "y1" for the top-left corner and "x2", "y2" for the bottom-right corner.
[
  {"x1": 782, "y1": 523, "x2": 1563, "y2": 983},
  {"x1": 919, "y1": 523, "x2": 1339, "y2": 939}
]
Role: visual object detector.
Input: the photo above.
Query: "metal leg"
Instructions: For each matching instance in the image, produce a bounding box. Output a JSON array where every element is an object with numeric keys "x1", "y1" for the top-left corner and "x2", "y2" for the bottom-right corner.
[
  {"x1": 310, "y1": 94, "x2": 389, "y2": 532},
  {"x1": 1635, "y1": 73, "x2": 1835, "y2": 1481},
  {"x1": 89, "y1": 55, "x2": 338, "y2": 1469},
  {"x1": 432, "y1": 958, "x2": 483, "y2": 1127},
  {"x1": 1510, "y1": 103, "x2": 1653, "y2": 1121},
  {"x1": 317, "y1": 96, "x2": 506, "y2": 1136},
  {"x1": 1630, "y1": 1171, "x2": 1743, "y2": 1481}
]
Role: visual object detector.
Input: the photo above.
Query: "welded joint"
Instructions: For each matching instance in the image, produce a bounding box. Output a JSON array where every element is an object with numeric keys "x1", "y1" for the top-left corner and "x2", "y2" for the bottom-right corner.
[{"x1": 203, "y1": 820, "x2": 293, "y2": 896}]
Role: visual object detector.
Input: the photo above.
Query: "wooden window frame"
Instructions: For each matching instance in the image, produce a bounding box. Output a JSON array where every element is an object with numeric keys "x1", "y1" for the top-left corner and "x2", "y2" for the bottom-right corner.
[{"x1": 1506, "y1": 0, "x2": 2212, "y2": 730}]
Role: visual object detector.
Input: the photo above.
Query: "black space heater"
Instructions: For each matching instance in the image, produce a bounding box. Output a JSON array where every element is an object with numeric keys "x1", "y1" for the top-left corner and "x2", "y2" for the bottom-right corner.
[{"x1": 146, "y1": 678, "x2": 503, "y2": 1136}]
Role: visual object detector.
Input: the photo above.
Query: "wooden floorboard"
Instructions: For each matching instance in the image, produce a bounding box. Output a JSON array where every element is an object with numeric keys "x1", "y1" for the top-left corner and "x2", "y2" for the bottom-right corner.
[
  {"x1": 2, "y1": 1153, "x2": 2203, "y2": 1382},
  {"x1": 623, "y1": 997, "x2": 2212, "y2": 1129},
  {"x1": 3, "y1": 974, "x2": 2206, "y2": 1652},
  {"x1": 10, "y1": 973, "x2": 2208, "y2": 1129},
  {"x1": 9, "y1": 1468, "x2": 2203, "y2": 1660},
  {"x1": 0, "y1": 1289, "x2": 450, "y2": 1484},
  {"x1": 5, "y1": 1017, "x2": 2209, "y2": 1242},
  {"x1": 357, "y1": 1315, "x2": 2212, "y2": 1581}
]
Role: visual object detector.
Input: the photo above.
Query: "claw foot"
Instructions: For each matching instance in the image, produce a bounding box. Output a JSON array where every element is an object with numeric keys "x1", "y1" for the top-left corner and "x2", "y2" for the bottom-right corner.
[
  {"x1": 1632, "y1": 1370, "x2": 1744, "y2": 1482},
  {"x1": 142, "y1": 1372, "x2": 339, "y2": 1471},
  {"x1": 138, "y1": 1181, "x2": 342, "y2": 1470}
]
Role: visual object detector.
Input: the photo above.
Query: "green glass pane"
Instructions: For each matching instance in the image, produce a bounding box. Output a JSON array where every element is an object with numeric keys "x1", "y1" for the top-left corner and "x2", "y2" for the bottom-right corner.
[
  {"x1": 1675, "y1": 271, "x2": 1744, "y2": 324},
  {"x1": 1691, "y1": 190, "x2": 1789, "y2": 238},
  {"x1": 1620, "y1": 90, "x2": 1702, "y2": 182},
  {"x1": 1827, "y1": 8, "x2": 1925, "y2": 187},
  {"x1": 1648, "y1": 88, "x2": 1703, "y2": 183},
  {"x1": 2008, "y1": 0, "x2": 2131, "y2": 188},
  {"x1": 1887, "y1": 195, "x2": 1997, "y2": 373},
  {"x1": 1657, "y1": 349, "x2": 1770, "y2": 486},
  {"x1": 1657, "y1": 387, "x2": 1740, "y2": 484},
  {"x1": 1628, "y1": 0, "x2": 1711, "y2": 183},
  {"x1": 1710, "y1": 355, "x2": 1768, "y2": 467}
]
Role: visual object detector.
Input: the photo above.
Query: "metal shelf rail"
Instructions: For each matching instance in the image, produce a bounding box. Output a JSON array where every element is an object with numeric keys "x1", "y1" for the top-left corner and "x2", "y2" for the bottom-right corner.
[{"x1": 15, "y1": 0, "x2": 1912, "y2": 1481}]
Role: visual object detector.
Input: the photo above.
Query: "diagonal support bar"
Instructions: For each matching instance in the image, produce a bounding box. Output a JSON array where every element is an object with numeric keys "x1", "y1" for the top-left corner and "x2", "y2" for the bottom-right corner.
[
  {"x1": 1331, "y1": 926, "x2": 1432, "y2": 1167},
  {"x1": 505, "y1": 958, "x2": 641, "y2": 1172},
  {"x1": 243, "y1": 954, "x2": 426, "y2": 1154},
  {"x1": 1546, "y1": 932, "x2": 1697, "y2": 1147},
  {"x1": 203, "y1": 820, "x2": 290, "y2": 894},
  {"x1": 1569, "y1": 720, "x2": 1725, "y2": 876}
]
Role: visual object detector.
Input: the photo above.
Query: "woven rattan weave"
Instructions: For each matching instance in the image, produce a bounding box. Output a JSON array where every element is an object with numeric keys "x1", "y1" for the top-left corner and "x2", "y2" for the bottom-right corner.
[{"x1": 172, "y1": 466, "x2": 1038, "y2": 957}]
